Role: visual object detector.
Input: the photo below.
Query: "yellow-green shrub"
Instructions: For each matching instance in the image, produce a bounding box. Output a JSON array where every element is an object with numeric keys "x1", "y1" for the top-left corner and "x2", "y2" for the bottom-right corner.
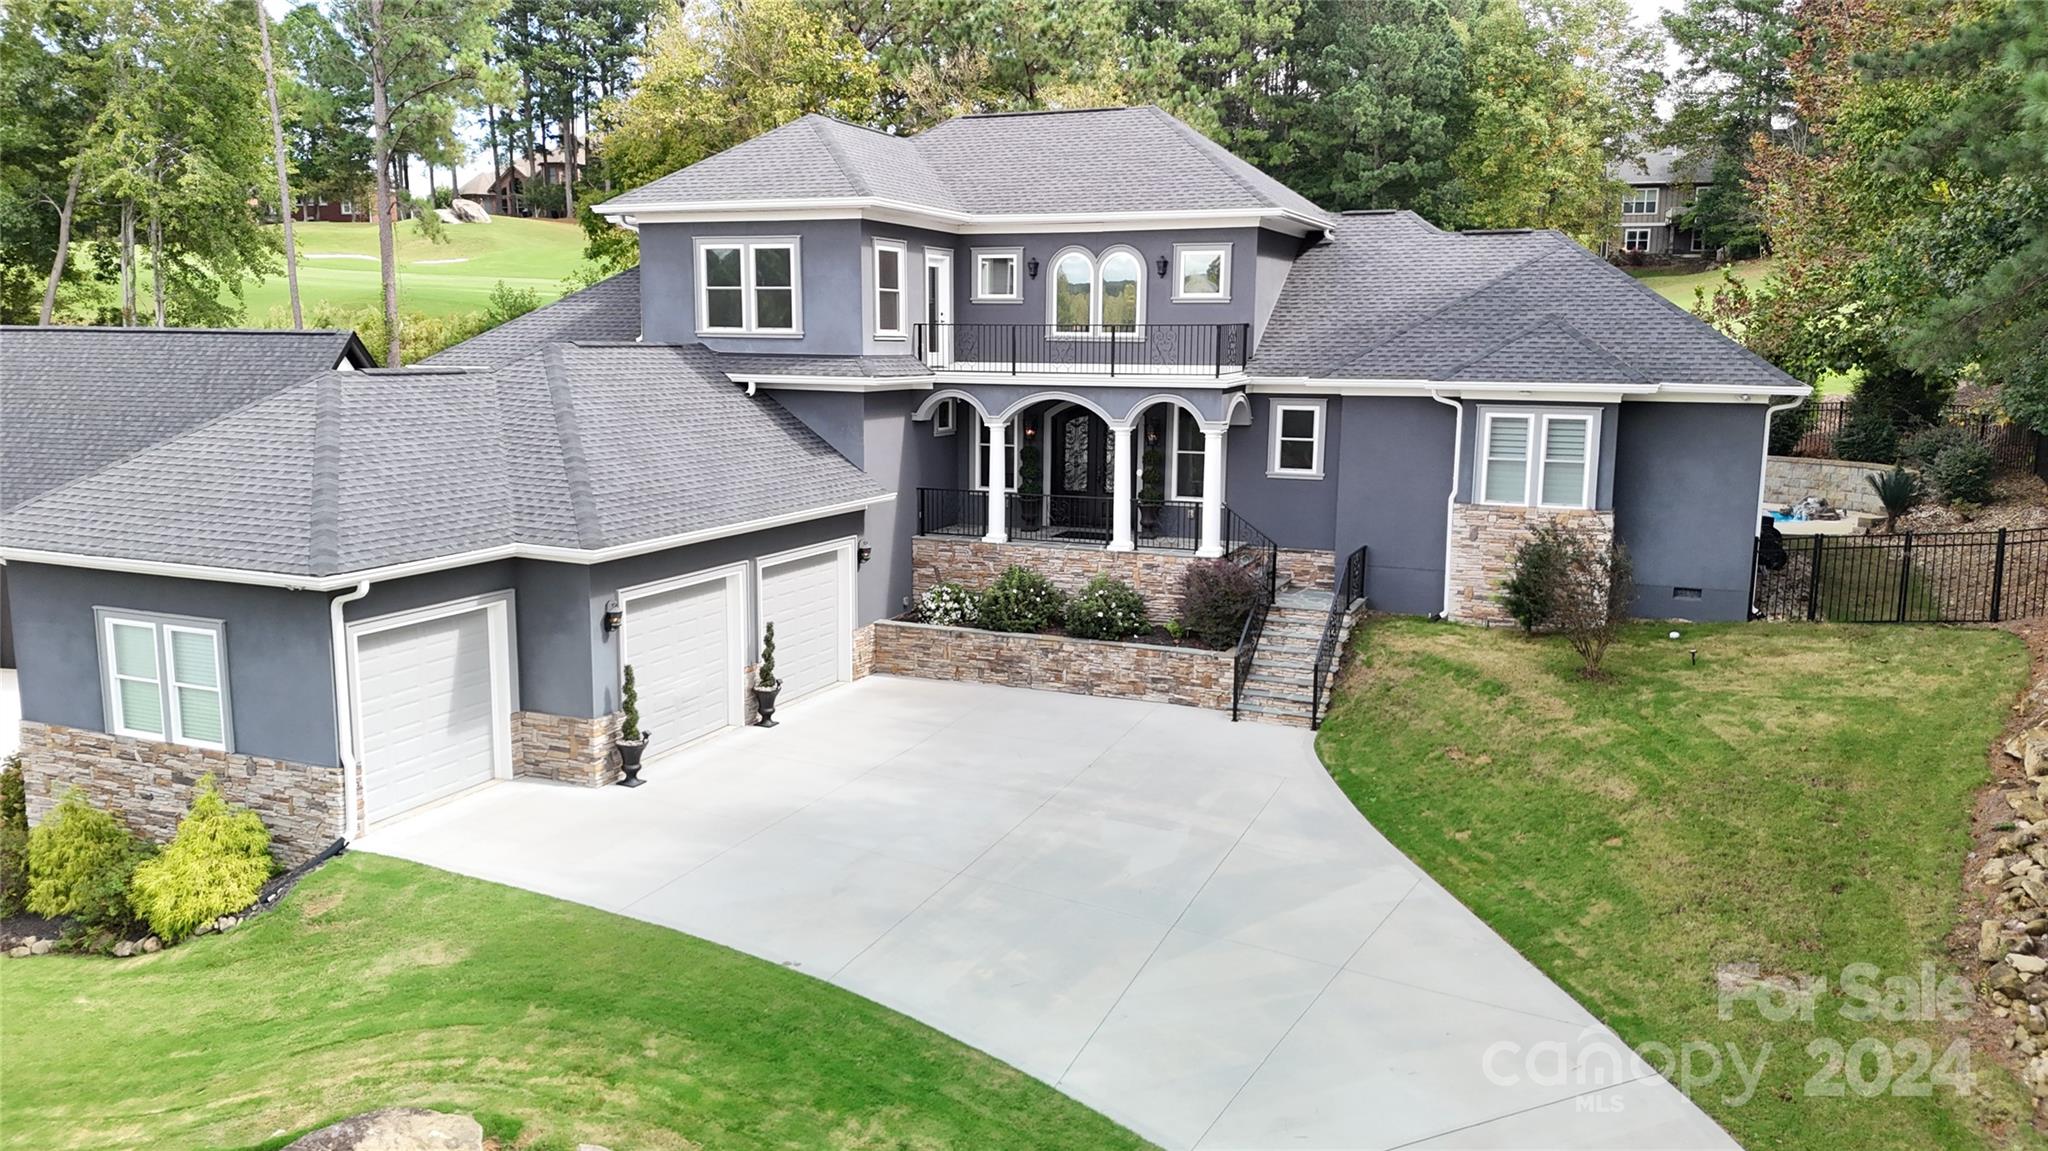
[
  {"x1": 0, "y1": 756, "x2": 28, "y2": 916},
  {"x1": 25, "y1": 790, "x2": 149, "y2": 929},
  {"x1": 128, "y1": 776, "x2": 273, "y2": 943}
]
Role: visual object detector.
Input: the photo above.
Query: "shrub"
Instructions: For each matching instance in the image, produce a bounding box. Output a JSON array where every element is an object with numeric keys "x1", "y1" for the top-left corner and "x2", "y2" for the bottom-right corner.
[
  {"x1": 25, "y1": 790, "x2": 149, "y2": 930},
  {"x1": 1866, "y1": 466, "x2": 1922, "y2": 532},
  {"x1": 1833, "y1": 406, "x2": 1899, "y2": 464},
  {"x1": 0, "y1": 756, "x2": 27, "y2": 917},
  {"x1": 919, "y1": 582, "x2": 980, "y2": 627},
  {"x1": 1929, "y1": 441, "x2": 1995, "y2": 506},
  {"x1": 484, "y1": 280, "x2": 543, "y2": 326},
  {"x1": 1500, "y1": 527, "x2": 1571, "y2": 634},
  {"x1": 1064, "y1": 577, "x2": 1149, "y2": 640},
  {"x1": 1767, "y1": 401, "x2": 1817, "y2": 456},
  {"x1": 1181, "y1": 559, "x2": 1261, "y2": 648},
  {"x1": 1546, "y1": 528, "x2": 1634, "y2": 678},
  {"x1": 128, "y1": 776, "x2": 273, "y2": 944},
  {"x1": 758, "y1": 621, "x2": 778, "y2": 689},
  {"x1": 619, "y1": 665, "x2": 643, "y2": 742},
  {"x1": 1898, "y1": 424, "x2": 1972, "y2": 466},
  {"x1": 977, "y1": 567, "x2": 1065, "y2": 633}
]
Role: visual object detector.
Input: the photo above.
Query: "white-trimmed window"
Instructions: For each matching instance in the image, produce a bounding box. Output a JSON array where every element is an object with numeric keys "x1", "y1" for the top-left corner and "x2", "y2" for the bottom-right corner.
[
  {"x1": 1268, "y1": 399, "x2": 1324, "y2": 478},
  {"x1": 1622, "y1": 186, "x2": 1659, "y2": 214},
  {"x1": 98, "y1": 611, "x2": 230, "y2": 750},
  {"x1": 1173, "y1": 243, "x2": 1231, "y2": 302},
  {"x1": 695, "y1": 237, "x2": 802, "y2": 335},
  {"x1": 933, "y1": 398, "x2": 957, "y2": 436},
  {"x1": 1622, "y1": 228, "x2": 1651, "y2": 253},
  {"x1": 1047, "y1": 245, "x2": 1144, "y2": 334},
  {"x1": 1689, "y1": 229, "x2": 1705, "y2": 253},
  {"x1": 975, "y1": 412, "x2": 1018, "y2": 491},
  {"x1": 873, "y1": 239, "x2": 906, "y2": 337},
  {"x1": 1476, "y1": 409, "x2": 1599, "y2": 510},
  {"x1": 972, "y1": 248, "x2": 1022, "y2": 303},
  {"x1": 1170, "y1": 409, "x2": 1205, "y2": 500}
]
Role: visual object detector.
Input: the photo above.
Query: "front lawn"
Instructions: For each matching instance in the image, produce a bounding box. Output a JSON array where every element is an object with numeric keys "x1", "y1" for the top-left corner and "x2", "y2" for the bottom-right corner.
[
  {"x1": 1317, "y1": 620, "x2": 2039, "y2": 1151},
  {"x1": 0, "y1": 854, "x2": 1152, "y2": 1151}
]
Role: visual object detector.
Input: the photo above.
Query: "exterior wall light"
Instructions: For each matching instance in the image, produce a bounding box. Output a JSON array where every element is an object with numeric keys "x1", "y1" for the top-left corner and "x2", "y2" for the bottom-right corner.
[
  {"x1": 602, "y1": 598, "x2": 623, "y2": 635},
  {"x1": 1026, "y1": 257, "x2": 1039, "y2": 279},
  {"x1": 858, "y1": 540, "x2": 873, "y2": 566},
  {"x1": 1155, "y1": 255, "x2": 1170, "y2": 278}
]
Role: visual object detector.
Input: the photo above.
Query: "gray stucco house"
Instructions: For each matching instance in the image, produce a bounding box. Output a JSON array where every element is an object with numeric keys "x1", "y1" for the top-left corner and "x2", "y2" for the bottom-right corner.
[{"x1": 0, "y1": 105, "x2": 1804, "y2": 859}]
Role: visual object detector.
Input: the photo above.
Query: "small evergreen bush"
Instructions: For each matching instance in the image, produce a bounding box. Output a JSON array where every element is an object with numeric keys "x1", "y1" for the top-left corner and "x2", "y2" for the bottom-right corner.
[
  {"x1": 1833, "y1": 406, "x2": 1899, "y2": 464},
  {"x1": 1064, "y1": 577, "x2": 1150, "y2": 640},
  {"x1": 1929, "y1": 441, "x2": 1995, "y2": 506},
  {"x1": 1767, "y1": 401, "x2": 1817, "y2": 456},
  {"x1": 977, "y1": 567, "x2": 1066, "y2": 633},
  {"x1": 1181, "y1": 559, "x2": 1261, "y2": 648},
  {"x1": 129, "y1": 776, "x2": 274, "y2": 943},
  {"x1": 0, "y1": 756, "x2": 28, "y2": 916},
  {"x1": 1898, "y1": 424, "x2": 1972, "y2": 466},
  {"x1": 1501, "y1": 526, "x2": 1570, "y2": 633},
  {"x1": 619, "y1": 664, "x2": 643, "y2": 742},
  {"x1": 25, "y1": 790, "x2": 149, "y2": 930},
  {"x1": 918, "y1": 582, "x2": 980, "y2": 627}
]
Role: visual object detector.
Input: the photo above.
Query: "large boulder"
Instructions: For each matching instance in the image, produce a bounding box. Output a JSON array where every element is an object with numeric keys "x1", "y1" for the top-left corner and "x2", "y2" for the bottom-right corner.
[
  {"x1": 434, "y1": 207, "x2": 461, "y2": 225},
  {"x1": 449, "y1": 198, "x2": 491, "y2": 223},
  {"x1": 282, "y1": 1108, "x2": 483, "y2": 1151}
]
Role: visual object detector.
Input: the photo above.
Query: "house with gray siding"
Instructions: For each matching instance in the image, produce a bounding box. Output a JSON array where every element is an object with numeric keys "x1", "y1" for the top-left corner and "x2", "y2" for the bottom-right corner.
[
  {"x1": 0, "y1": 105, "x2": 1805, "y2": 857},
  {"x1": 1606, "y1": 146, "x2": 1716, "y2": 258}
]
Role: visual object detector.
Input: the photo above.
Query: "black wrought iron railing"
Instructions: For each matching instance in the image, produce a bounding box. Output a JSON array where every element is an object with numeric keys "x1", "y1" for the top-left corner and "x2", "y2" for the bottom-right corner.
[
  {"x1": 914, "y1": 322, "x2": 1251, "y2": 377},
  {"x1": 1226, "y1": 508, "x2": 1280, "y2": 722},
  {"x1": 917, "y1": 488, "x2": 1217, "y2": 552},
  {"x1": 917, "y1": 486, "x2": 987, "y2": 538},
  {"x1": 1308, "y1": 545, "x2": 1370, "y2": 729}
]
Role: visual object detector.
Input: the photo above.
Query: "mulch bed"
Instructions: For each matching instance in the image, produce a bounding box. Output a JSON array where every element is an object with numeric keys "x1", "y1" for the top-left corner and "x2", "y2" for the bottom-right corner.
[{"x1": 0, "y1": 914, "x2": 67, "y2": 951}]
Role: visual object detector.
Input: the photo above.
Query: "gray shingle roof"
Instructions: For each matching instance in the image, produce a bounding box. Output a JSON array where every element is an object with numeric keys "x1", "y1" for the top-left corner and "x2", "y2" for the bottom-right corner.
[
  {"x1": 707, "y1": 351, "x2": 930, "y2": 380},
  {"x1": 1250, "y1": 211, "x2": 1801, "y2": 390},
  {"x1": 423, "y1": 267, "x2": 641, "y2": 369},
  {"x1": 1, "y1": 342, "x2": 885, "y2": 577},
  {"x1": 0, "y1": 326, "x2": 369, "y2": 511},
  {"x1": 1610, "y1": 147, "x2": 1715, "y2": 186},
  {"x1": 598, "y1": 106, "x2": 1331, "y2": 224}
]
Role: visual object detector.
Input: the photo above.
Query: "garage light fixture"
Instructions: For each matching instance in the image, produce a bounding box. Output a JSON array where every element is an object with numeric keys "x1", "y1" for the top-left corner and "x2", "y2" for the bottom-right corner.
[
  {"x1": 858, "y1": 539, "x2": 873, "y2": 566},
  {"x1": 602, "y1": 598, "x2": 623, "y2": 635}
]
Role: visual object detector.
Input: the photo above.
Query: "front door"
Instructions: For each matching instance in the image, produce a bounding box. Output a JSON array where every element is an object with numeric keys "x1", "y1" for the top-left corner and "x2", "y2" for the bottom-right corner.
[
  {"x1": 924, "y1": 250, "x2": 953, "y2": 367},
  {"x1": 1049, "y1": 407, "x2": 1111, "y2": 536}
]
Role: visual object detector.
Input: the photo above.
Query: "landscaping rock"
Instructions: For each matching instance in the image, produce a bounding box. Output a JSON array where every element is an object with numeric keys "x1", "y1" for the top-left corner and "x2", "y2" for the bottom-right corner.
[
  {"x1": 1985, "y1": 858, "x2": 2011, "y2": 885},
  {"x1": 1990, "y1": 962, "x2": 2026, "y2": 995},
  {"x1": 2012, "y1": 954, "x2": 2047, "y2": 975},
  {"x1": 218, "y1": 915, "x2": 238, "y2": 931},
  {"x1": 6, "y1": 946, "x2": 27, "y2": 959},
  {"x1": 1986, "y1": 920, "x2": 2009, "y2": 962},
  {"x1": 281, "y1": 1108, "x2": 483, "y2": 1151},
  {"x1": 29, "y1": 939, "x2": 51, "y2": 955},
  {"x1": 140, "y1": 936, "x2": 160, "y2": 954},
  {"x1": 449, "y1": 198, "x2": 490, "y2": 223},
  {"x1": 113, "y1": 940, "x2": 134, "y2": 958}
]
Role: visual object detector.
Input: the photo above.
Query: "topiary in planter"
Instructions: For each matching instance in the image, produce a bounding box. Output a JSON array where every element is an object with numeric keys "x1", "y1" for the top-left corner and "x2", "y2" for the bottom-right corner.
[
  {"x1": 1064, "y1": 577, "x2": 1150, "y2": 640},
  {"x1": 128, "y1": 775, "x2": 273, "y2": 944},
  {"x1": 977, "y1": 567, "x2": 1066, "y2": 632},
  {"x1": 1181, "y1": 559, "x2": 1260, "y2": 648}
]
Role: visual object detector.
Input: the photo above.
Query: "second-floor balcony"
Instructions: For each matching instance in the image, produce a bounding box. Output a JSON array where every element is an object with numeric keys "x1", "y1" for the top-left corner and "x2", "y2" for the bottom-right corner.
[{"x1": 914, "y1": 322, "x2": 1250, "y2": 378}]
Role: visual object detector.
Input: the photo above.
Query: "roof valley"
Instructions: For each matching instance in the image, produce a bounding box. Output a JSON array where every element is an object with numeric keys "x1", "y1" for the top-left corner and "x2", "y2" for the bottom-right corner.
[
  {"x1": 308, "y1": 373, "x2": 344, "y2": 576},
  {"x1": 542, "y1": 343, "x2": 609, "y2": 550}
]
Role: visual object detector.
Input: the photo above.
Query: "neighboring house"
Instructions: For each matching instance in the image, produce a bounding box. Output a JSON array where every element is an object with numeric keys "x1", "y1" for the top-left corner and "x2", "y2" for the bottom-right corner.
[
  {"x1": 1606, "y1": 147, "x2": 1716, "y2": 258},
  {"x1": 0, "y1": 106, "x2": 1805, "y2": 859},
  {"x1": 458, "y1": 146, "x2": 585, "y2": 218}
]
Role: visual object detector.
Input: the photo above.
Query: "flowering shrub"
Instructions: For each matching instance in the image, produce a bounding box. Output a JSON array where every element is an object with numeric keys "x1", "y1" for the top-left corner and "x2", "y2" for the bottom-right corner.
[
  {"x1": 919, "y1": 582, "x2": 980, "y2": 627},
  {"x1": 1064, "y1": 577, "x2": 1149, "y2": 640},
  {"x1": 977, "y1": 566, "x2": 1066, "y2": 632}
]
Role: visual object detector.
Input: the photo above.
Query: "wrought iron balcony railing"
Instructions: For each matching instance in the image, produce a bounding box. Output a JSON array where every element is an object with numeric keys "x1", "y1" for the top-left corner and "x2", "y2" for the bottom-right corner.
[{"x1": 914, "y1": 322, "x2": 1251, "y2": 377}]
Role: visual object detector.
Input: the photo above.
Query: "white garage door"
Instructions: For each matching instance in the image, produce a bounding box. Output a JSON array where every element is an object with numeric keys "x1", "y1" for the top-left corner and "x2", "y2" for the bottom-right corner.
[
  {"x1": 624, "y1": 574, "x2": 738, "y2": 750},
  {"x1": 758, "y1": 547, "x2": 848, "y2": 703},
  {"x1": 355, "y1": 607, "x2": 503, "y2": 824}
]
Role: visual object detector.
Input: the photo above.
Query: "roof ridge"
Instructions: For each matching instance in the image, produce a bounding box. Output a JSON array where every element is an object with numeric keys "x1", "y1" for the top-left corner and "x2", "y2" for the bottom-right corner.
[
  {"x1": 307, "y1": 373, "x2": 343, "y2": 575},
  {"x1": 1438, "y1": 308, "x2": 1649, "y2": 384},
  {"x1": 1324, "y1": 233, "x2": 1570, "y2": 376},
  {"x1": 1149, "y1": 106, "x2": 1279, "y2": 211},
  {"x1": 808, "y1": 116, "x2": 873, "y2": 197},
  {"x1": 1544, "y1": 239, "x2": 1801, "y2": 387},
  {"x1": 541, "y1": 344, "x2": 608, "y2": 550}
]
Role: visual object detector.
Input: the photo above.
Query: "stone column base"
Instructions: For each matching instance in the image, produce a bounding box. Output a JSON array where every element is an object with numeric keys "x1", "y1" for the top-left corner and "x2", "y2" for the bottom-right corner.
[{"x1": 512, "y1": 711, "x2": 621, "y2": 787}]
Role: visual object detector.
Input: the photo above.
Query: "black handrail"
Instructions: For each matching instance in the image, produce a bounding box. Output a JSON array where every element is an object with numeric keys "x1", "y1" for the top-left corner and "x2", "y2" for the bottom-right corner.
[
  {"x1": 1308, "y1": 545, "x2": 1370, "y2": 729},
  {"x1": 912, "y1": 322, "x2": 1250, "y2": 376},
  {"x1": 1226, "y1": 507, "x2": 1280, "y2": 722}
]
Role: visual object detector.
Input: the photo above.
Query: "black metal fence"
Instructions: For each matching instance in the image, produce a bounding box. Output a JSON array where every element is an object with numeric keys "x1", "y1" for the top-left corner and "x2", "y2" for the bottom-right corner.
[
  {"x1": 1792, "y1": 399, "x2": 2036, "y2": 467},
  {"x1": 919, "y1": 487, "x2": 1251, "y2": 554},
  {"x1": 913, "y1": 322, "x2": 1251, "y2": 377},
  {"x1": 1752, "y1": 526, "x2": 2048, "y2": 623}
]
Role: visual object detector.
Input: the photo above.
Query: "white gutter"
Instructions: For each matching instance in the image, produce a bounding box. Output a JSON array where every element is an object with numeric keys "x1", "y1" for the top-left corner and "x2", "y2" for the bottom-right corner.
[
  {"x1": 593, "y1": 197, "x2": 1331, "y2": 237},
  {"x1": 1757, "y1": 394, "x2": 1808, "y2": 536},
  {"x1": 1429, "y1": 390, "x2": 1466, "y2": 619},
  {"x1": 329, "y1": 580, "x2": 372, "y2": 841},
  {"x1": 0, "y1": 494, "x2": 895, "y2": 591}
]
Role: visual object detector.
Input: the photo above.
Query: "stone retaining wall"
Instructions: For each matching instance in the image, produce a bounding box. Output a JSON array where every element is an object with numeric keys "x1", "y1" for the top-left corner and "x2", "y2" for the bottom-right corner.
[
  {"x1": 913, "y1": 537, "x2": 1214, "y2": 619},
  {"x1": 513, "y1": 711, "x2": 619, "y2": 787},
  {"x1": 869, "y1": 619, "x2": 1233, "y2": 711},
  {"x1": 1276, "y1": 548, "x2": 1336, "y2": 591},
  {"x1": 1446, "y1": 503, "x2": 1616, "y2": 623},
  {"x1": 17, "y1": 722, "x2": 342, "y2": 866},
  {"x1": 1764, "y1": 455, "x2": 1890, "y2": 515}
]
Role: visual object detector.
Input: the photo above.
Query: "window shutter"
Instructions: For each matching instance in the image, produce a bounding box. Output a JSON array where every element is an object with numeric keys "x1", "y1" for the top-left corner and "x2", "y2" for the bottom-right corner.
[{"x1": 1483, "y1": 417, "x2": 1530, "y2": 503}]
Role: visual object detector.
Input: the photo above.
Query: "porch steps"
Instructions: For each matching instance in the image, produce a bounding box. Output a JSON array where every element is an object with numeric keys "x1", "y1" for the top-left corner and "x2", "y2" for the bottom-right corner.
[{"x1": 1237, "y1": 589, "x2": 1354, "y2": 727}]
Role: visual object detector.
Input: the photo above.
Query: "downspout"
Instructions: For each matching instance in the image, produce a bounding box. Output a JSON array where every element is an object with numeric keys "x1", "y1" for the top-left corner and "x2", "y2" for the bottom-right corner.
[
  {"x1": 330, "y1": 580, "x2": 372, "y2": 840},
  {"x1": 1429, "y1": 390, "x2": 1465, "y2": 619},
  {"x1": 1758, "y1": 395, "x2": 1807, "y2": 536}
]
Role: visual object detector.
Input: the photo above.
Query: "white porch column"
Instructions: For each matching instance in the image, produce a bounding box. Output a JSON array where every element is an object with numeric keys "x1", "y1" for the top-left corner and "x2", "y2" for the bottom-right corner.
[
  {"x1": 1108, "y1": 421, "x2": 1135, "y2": 552},
  {"x1": 983, "y1": 415, "x2": 1009, "y2": 543},
  {"x1": 1197, "y1": 425, "x2": 1228, "y2": 557}
]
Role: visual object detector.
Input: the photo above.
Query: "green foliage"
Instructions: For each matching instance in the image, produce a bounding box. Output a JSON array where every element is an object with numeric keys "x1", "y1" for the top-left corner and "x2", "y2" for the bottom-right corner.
[
  {"x1": 0, "y1": 757, "x2": 28, "y2": 917},
  {"x1": 299, "y1": 301, "x2": 495, "y2": 366},
  {"x1": 1180, "y1": 559, "x2": 1260, "y2": 649},
  {"x1": 976, "y1": 567, "x2": 1066, "y2": 633},
  {"x1": 1660, "y1": 0, "x2": 1800, "y2": 255},
  {"x1": 917, "y1": 582, "x2": 979, "y2": 627},
  {"x1": 407, "y1": 195, "x2": 450, "y2": 245},
  {"x1": 483, "y1": 280, "x2": 543, "y2": 325},
  {"x1": 1138, "y1": 446, "x2": 1165, "y2": 505},
  {"x1": 619, "y1": 664, "x2": 642, "y2": 742},
  {"x1": 431, "y1": 186, "x2": 455, "y2": 209},
  {"x1": 758, "y1": 621, "x2": 777, "y2": 688},
  {"x1": 1767, "y1": 397, "x2": 1817, "y2": 456},
  {"x1": 25, "y1": 791, "x2": 149, "y2": 930},
  {"x1": 1833, "y1": 406, "x2": 1899, "y2": 465},
  {"x1": 1500, "y1": 526, "x2": 1569, "y2": 634},
  {"x1": 127, "y1": 776, "x2": 273, "y2": 944},
  {"x1": 1929, "y1": 441, "x2": 1995, "y2": 507},
  {"x1": 1866, "y1": 465, "x2": 1921, "y2": 532},
  {"x1": 1897, "y1": 423, "x2": 1972, "y2": 466},
  {"x1": 1063, "y1": 577, "x2": 1150, "y2": 641}
]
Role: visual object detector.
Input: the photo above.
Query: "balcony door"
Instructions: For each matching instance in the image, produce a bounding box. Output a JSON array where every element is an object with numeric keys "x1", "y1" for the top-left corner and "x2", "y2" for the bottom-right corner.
[
  {"x1": 1048, "y1": 404, "x2": 1112, "y2": 537},
  {"x1": 923, "y1": 249, "x2": 953, "y2": 367}
]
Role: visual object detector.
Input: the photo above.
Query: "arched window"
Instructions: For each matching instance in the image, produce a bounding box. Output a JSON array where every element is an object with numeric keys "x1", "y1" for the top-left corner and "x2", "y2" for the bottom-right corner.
[
  {"x1": 1098, "y1": 249, "x2": 1142, "y2": 332},
  {"x1": 1046, "y1": 246, "x2": 1145, "y2": 335},
  {"x1": 1051, "y1": 250, "x2": 1094, "y2": 333}
]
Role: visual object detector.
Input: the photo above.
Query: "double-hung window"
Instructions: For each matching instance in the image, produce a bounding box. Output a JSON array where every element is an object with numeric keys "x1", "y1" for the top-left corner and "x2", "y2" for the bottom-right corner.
[
  {"x1": 696, "y1": 238, "x2": 801, "y2": 335},
  {"x1": 1477, "y1": 409, "x2": 1598, "y2": 509},
  {"x1": 1171, "y1": 410, "x2": 1205, "y2": 500},
  {"x1": 972, "y1": 248, "x2": 1022, "y2": 303},
  {"x1": 874, "y1": 239, "x2": 906, "y2": 338},
  {"x1": 99, "y1": 611, "x2": 230, "y2": 750},
  {"x1": 975, "y1": 413, "x2": 1018, "y2": 491},
  {"x1": 1622, "y1": 186, "x2": 1659, "y2": 215},
  {"x1": 1268, "y1": 399, "x2": 1325, "y2": 478},
  {"x1": 1172, "y1": 243, "x2": 1231, "y2": 302},
  {"x1": 1622, "y1": 228, "x2": 1651, "y2": 253}
]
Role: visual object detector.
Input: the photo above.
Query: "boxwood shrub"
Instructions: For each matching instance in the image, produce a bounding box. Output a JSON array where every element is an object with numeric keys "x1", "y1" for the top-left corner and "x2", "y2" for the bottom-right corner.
[
  {"x1": 1064, "y1": 577, "x2": 1150, "y2": 640},
  {"x1": 977, "y1": 566, "x2": 1066, "y2": 633}
]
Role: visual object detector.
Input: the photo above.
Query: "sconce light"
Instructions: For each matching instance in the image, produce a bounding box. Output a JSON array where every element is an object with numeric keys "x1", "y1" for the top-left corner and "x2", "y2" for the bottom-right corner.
[
  {"x1": 1026, "y1": 256, "x2": 1040, "y2": 280},
  {"x1": 857, "y1": 539, "x2": 873, "y2": 566},
  {"x1": 602, "y1": 598, "x2": 623, "y2": 635},
  {"x1": 1155, "y1": 255, "x2": 1170, "y2": 278},
  {"x1": 1022, "y1": 420, "x2": 1038, "y2": 440}
]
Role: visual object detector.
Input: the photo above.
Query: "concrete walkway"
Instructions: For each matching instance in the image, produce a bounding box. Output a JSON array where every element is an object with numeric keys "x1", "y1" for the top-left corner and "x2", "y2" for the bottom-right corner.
[{"x1": 357, "y1": 677, "x2": 1736, "y2": 1151}]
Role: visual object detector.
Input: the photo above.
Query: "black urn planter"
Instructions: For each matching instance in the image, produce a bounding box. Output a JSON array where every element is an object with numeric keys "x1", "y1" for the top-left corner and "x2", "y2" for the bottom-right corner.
[
  {"x1": 754, "y1": 684, "x2": 781, "y2": 728},
  {"x1": 1138, "y1": 501, "x2": 1162, "y2": 537},
  {"x1": 615, "y1": 735, "x2": 651, "y2": 787}
]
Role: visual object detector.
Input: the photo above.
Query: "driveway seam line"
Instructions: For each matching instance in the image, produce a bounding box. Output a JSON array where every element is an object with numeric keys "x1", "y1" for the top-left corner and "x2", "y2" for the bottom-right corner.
[{"x1": 1380, "y1": 1071, "x2": 1662, "y2": 1150}]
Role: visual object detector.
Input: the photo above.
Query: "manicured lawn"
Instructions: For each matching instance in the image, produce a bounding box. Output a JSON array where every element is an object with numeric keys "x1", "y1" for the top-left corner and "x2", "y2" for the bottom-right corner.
[
  {"x1": 1627, "y1": 259, "x2": 1855, "y2": 395},
  {"x1": 1317, "y1": 619, "x2": 2040, "y2": 1151},
  {"x1": 236, "y1": 217, "x2": 588, "y2": 323},
  {"x1": 0, "y1": 854, "x2": 1152, "y2": 1151}
]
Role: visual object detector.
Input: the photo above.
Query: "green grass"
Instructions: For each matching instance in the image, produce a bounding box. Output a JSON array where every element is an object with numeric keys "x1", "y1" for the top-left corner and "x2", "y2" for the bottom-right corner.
[
  {"x1": 236, "y1": 218, "x2": 588, "y2": 323},
  {"x1": 1627, "y1": 258, "x2": 1856, "y2": 395},
  {"x1": 1316, "y1": 620, "x2": 2039, "y2": 1151},
  {"x1": 0, "y1": 854, "x2": 1153, "y2": 1151}
]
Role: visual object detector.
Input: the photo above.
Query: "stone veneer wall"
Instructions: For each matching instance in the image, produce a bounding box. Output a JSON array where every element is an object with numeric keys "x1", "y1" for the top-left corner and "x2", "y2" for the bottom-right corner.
[
  {"x1": 1763, "y1": 455, "x2": 1890, "y2": 515},
  {"x1": 513, "y1": 711, "x2": 620, "y2": 787},
  {"x1": 1276, "y1": 548, "x2": 1336, "y2": 591},
  {"x1": 852, "y1": 623, "x2": 876, "y2": 679},
  {"x1": 17, "y1": 722, "x2": 342, "y2": 866},
  {"x1": 913, "y1": 537, "x2": 1216, "y2": 618},
  {"x1": 869, "y1": 619, "x2": 1233, "y2": 711},
  {"x1": 1445, "y1": 504, "x2": 1617, "y2": 623}
]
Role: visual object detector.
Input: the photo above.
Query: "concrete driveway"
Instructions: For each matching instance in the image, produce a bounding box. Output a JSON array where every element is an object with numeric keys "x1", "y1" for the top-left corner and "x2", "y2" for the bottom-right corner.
[{"x1": 357, "y1": 677, "x2": 1735, "y2": 1151}]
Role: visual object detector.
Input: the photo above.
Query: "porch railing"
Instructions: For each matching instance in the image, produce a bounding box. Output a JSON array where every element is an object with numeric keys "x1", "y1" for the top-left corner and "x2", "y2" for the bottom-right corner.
[
  {"x1": 1226, "y1": 509, "x2": 1280, "y2": 722},
  {"x1": 914, "y1": 322, "x2": 1251, "y2": 377},
  {"x1": 1308, "y1": 545, "x2": 1370, "y2": 729},
  {"x1": 915, "y1": 488, "x2": 1208, "y2": 552}
]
